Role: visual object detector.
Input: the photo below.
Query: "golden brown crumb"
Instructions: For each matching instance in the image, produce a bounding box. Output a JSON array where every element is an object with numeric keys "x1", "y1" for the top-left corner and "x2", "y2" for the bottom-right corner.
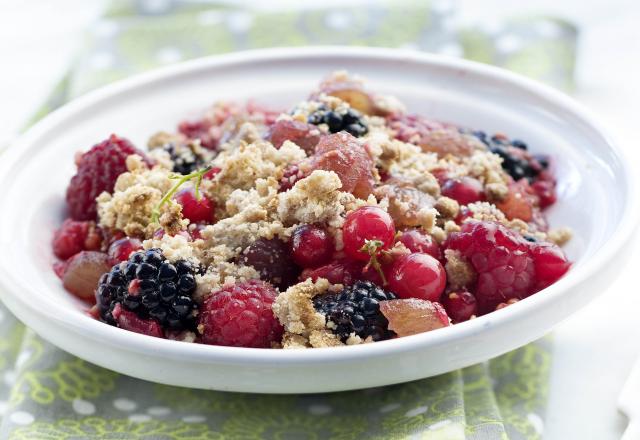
[
  {"x1": 435, "y1": 196, "x2": 460, "y2": 219},
  {"x1": 444, "y1": 249, "x2": 477, "y2": 289},
  {"x1": 548, "y1": 227, "x2": 573, "y2": 246}
]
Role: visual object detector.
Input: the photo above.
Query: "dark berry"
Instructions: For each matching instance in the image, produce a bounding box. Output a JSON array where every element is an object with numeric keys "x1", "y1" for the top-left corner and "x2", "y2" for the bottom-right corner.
[
  {"x1": 307, "y1": 107, "x2": 369, "y2": 137},
  {"x1": 290, "y1": 225, "x2": 334, "y2": 268},
  {"x1": 66, "y1": 134, "x2": 150, "y2": 221},
  {"x1": 96, "y1": 248, "x2": 199, "y2": 333},
  {"x1": 239, "y1": 238, "x2": 300, "y2": 289},
  {"x1": 313, "y1": 280, "x2": 396, "y2": 342},
  {"x1": 162, "y1": 143, "x2": 209, "y2": 175},
  {"x1": 107, "y1": 238, "x2": 142, "y2": 263}
]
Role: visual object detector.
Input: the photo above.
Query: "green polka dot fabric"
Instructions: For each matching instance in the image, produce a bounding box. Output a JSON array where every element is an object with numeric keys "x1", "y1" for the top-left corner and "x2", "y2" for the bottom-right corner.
[{"x1": 1, "y1": 1, "x2": 576, "y2": 438}]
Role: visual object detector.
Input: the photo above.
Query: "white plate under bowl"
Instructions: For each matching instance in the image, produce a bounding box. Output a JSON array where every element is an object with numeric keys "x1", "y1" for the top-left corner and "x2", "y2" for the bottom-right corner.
[{"x1": 0, "y1": 47, "x2": 636, "y2": 393}]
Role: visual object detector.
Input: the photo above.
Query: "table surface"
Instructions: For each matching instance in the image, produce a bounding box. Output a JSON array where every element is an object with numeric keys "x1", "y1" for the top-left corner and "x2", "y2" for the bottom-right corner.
[{"x1": 1, "y1": 1, "x2": 639, "y2": 438}]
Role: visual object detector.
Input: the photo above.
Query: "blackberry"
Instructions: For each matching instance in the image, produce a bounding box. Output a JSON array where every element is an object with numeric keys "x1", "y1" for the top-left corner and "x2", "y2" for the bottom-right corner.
[
  {"x1": 307, "y1": 107, "x2": 368, "y2": 137},
  {"x1": 96, "y1": 248, "x2": 199, "y2": 331},
  {"x1": 162, "y1": 143, "x2": 210, "y2": 175},
  {"x1": 313, "y1": 281, "x2": 396, "y2": 342},
  {"x1": 469, "y1": 131, "x2": 543, "y2": 182}
]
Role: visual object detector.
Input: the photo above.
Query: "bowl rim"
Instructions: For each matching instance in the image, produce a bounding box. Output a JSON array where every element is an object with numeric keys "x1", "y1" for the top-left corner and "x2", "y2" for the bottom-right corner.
[{"x1": 0, "y1": 46, "x2": 637, "y2": 365}]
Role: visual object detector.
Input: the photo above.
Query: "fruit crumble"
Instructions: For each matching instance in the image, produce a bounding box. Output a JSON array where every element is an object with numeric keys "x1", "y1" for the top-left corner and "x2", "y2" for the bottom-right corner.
[{"x1": 52, "y1": 71, "x2": 572, "y2": 349}]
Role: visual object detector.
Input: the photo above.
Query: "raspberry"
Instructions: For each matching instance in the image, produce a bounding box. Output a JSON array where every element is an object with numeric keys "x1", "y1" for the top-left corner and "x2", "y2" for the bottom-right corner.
[
  {"x1": 279, "y1": 164, "x2": 307, "y2": 192},
  {"x1": 198, "y1": 280, "x2": 282, "y2": 348},
  {"x1": 52, "y1": 219, "x2": 103, "y2": 260},
  {"x1": 530, "y1": 242, "x2": 571, "y2": 290},
  {"x1": 445, "y1": 221, "x2": 535, "y2": 314},
  {"x1": 66, "y1": 134, "x2": 149, "y2": 220},
  {"x1": 313, "y1": 281, "x2": 396, "y2": 342}
]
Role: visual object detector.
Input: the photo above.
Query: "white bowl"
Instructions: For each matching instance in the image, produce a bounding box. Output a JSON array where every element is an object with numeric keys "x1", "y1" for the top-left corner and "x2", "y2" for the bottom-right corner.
[{"x1": 0, "y1": 47, "x2": 636, "y2": 393}]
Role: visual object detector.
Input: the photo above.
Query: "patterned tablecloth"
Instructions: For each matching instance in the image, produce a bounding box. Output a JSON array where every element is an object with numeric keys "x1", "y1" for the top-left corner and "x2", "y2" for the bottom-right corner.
[{"x1": 1, "y1": 1, "x2": 576, "y2": 438}]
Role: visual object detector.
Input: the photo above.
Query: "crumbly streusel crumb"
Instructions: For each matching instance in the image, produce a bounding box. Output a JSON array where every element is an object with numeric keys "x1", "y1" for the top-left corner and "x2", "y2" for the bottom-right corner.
[
  {"x1": 435, "y1": 196, "x2": 460, "y2": 219},
  {"x1": 277, "y1": 170, "x2": 354, "y2": 227},
  {"x1": 97, "y1": 157, "x2": 183, "y2": 238},
  {"x1": 485, "y1": 182, "x2": 509, "y2": 202},
  {"x1": 272, "y1": 278, "x2": 331, "y2": 341},
  {"x1": 548, "y1": 227, "x2": 573, "y2": 246},
  {"x1": 194, "y1": 262, "x2": 260, "y2": 302},
  {"x1": 444, "y1": 249, "x2": 477, "y2": 289},
  {"x1": 416, "y1": 207, "x2": 438, "y2": 233},
  {"x1": 142, "y1": 234, "x2": 200, "y2": 265}
]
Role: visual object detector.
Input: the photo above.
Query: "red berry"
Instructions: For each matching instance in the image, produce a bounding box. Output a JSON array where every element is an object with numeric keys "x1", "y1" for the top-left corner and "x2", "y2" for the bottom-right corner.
[
  {"x1": 531, "y1": 179, "x2": 557, "y2": 208},
  {"x1": 66, "y1": 134, "x2": 150, "y2": 221},
  {"x1": 290, "y1": 225, "x2": 334, "y2": 268},
  {"x1": 387, "y1": 253, "x2": 446, "y2": 302},
  {"x1": 300, "y1": 259, "x2": 364, "y2": 285},
  {"x1": 343, "y1": 206, "x2": 395, "y2": 261},
  {"x1": 267, "y1": 119, "x2": 320, "y2": 154},
  {"x1": 112, "y1": 303, "x2": 164, "y2": 338},
  {"x1": 174, "y1": 188, "x2": 216, "y2": 224},
  {"x1": 107, "y1": 238, "x2": 142, "y2": 263},
  {"x1": 530, "y1": 242, "x2": 571, "y2": 290},
  {"x1": 62, "y1": 251, "x2": 111, "y2": 302},
  {"x1": 52, "y1": 219, "x2": 103, "y2": 260},
  {"x1": 178, "y1": 119, "x2": 216, "y2": 150},
  {"x1": 397, "y1": 229, "x2": 441, "y2": 259},
  {"x1": 441, "y1": 177, "x2": 485, "y2": 205},
  {"x1": 239, "y1": 238, "x2": 300, "y2": 290},
  {"x1": 445, "y1": 221, "x2": 535, "y2": 314},
  {"x1": 279, "y1": 164, "x2": 307, "y2": 192},
  {"x1": 203, "y1": 167, "x2": 221, "y2": 181},
  {"x1": 198, "y1": 280, "x2": 283, "y2": 348},
  {"x1": 442, "y1": 291, "x2": 477, "y2": 323}
]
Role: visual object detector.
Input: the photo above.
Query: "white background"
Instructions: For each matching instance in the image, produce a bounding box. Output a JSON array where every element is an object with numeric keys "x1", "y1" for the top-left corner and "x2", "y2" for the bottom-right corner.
[{"x1": 1, "y1": 0, "x2": 639, "y2": 438}]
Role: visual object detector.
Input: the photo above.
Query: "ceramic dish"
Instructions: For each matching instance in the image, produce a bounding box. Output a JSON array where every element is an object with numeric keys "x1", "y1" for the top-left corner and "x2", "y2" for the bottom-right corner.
[{"x1": 0, "y1": 47, "x2": 636, "y2": 393}]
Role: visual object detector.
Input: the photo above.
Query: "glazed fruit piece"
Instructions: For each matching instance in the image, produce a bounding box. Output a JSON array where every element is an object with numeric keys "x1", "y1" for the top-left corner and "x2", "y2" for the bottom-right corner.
[
  {"x1": 379, "y1": 299, "x2": 450, "y2": 337},
  {"x1": 310, "y1": 132, "x2": 375, "y2": 199},
  {"x1": 62, "y1": 251, "x2": 112, "y2": 302},
  {"x1": 342, "y1": 206, "x2": 395, "y2": 261},
  {"x1": 267, "y1": 119, "x2": 320, "y2": 154},
  {"x1": 66, "y1": 134, "x2": 150, "y2": 221},
  {"x1": 198, "y1": 280, "x2": 282, "y2": 348},
  {"x1": 387, "y1": 253, "x2": 446, "y2": 302},
  {"x1": 313, "y1": 281, "x2": 396, "y2": 342},
  {"x1": 96, "y1": 249, "x2": 198, "y2": 331}
]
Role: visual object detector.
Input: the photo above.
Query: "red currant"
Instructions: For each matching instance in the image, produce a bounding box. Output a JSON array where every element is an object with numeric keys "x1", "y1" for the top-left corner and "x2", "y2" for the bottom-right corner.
[
  {"x1": 107, "y1": 237, "x2": 142, "y2": 263},
  {"x1": 441, "y1": 291, "x2": 477, "y2": 323},
  {"x1": 174, "y1": 188, "x2": 216, "y2": 224},
  {"x1": 387, "y1": 253, "x2": 446, "y2": 302},
  {"x1": 290, "y1": 225, "x2": 334, "y2": 268},
  {"x1": 441, "y1": 177, "x2": 485, "y2": 205},
  {"x1": 343, "y1": 206, "x2": 395, "y2": 261},
  {"x1": 397, "y1": 229, "x2": 441, "y2": 259}
]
